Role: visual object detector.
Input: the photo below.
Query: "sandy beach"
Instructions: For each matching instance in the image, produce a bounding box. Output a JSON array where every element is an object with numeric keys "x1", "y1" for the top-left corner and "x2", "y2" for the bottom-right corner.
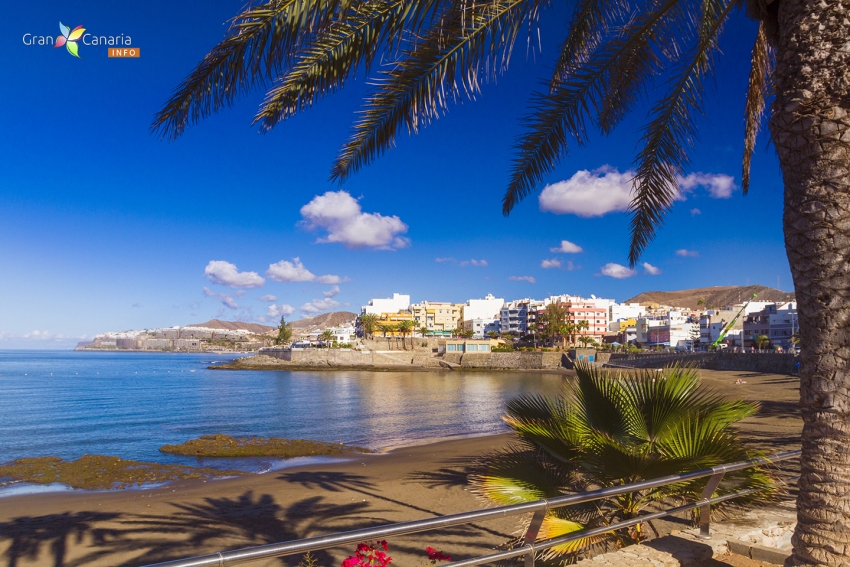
[{"x1": 0, "y1": 370, "x2": 802, "y2": 567}]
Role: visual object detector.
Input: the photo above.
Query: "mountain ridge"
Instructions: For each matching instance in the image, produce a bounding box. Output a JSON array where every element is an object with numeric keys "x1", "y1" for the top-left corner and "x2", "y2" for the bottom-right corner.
[{"x1": 625, "y1": 285, "x2": 795, "y2": 311}]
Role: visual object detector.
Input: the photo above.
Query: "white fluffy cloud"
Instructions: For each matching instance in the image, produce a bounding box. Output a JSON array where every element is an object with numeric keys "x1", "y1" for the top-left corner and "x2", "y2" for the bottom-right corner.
[
  {"x1": 204, "y1": 261, "x2": 265, "y2": 289},
  {"x1": 300, "y1": 191, "x2": 410, "y2": 250},
  {"x1": 541, "y1": 259, "x2": 561, "y2": 269},
  {"x1": 266, "y1": 304, "x2": 295, "y2": 318},
  {"x1": 679, "y1": 173, "x2": 736, "y2": 198},
  {"x1": 259, "y1": 295, "x2": 277, "y2": 302},
  {"x1": 539, "y1": 167, "x2": 633, "y2": 217},
  {"x1": 203, "y1": 287, "x2": 238, "y2": 309},
  {"x1": 642, "y1": 262, "x2": 662, "y2": 275},
  {"x1": 301, "y1": 297, "x2": 342, "y2": 315},
  {"x1": 676, "y1": 249, "x2": 700, "y2": 257},
  {"x1": 435, "y1": 257, "x2": 455, "y2": 263},
  {"x1": 690, "y1": 208, "x2": 702, "y2": 216},
  {"x1": 550, "y1": 240, "x2": 583, "y2": 253},
  {"x1": 266, "y1": 257, "x2": 346, "y2": 284},
  {"x1": 509, "y1": 275, "x2": 537, "y2": 283},
  {"x1": 460, "y1": 259, "x2": 488, "y2": 267},
  {"x1": 323, "y1": 285, "x2": 341, "y2": 298},
  {"x1": 539, "y1": 167, "x2": 737, "y2": 217},
  {"x1": 600, "y1": 263, "x2": 637, "y2": 279}
]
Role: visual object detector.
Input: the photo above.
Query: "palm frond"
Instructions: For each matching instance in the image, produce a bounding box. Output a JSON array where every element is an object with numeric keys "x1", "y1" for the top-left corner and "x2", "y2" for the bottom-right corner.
[
  {"x1": 627, "y1": 0, "x2": 735, "y2": 266},
  {"x1": 548, "y1": 0, "x2": 628, "y2": 91},
  {"x1": 741, "y1": 22, "x2": 773, "y2": 194},
  {"x1": 502, "y1": 0, "x2": 685, "y2": 216},
  {"x1": 253, "y1": 0, "x2": 444, "y2": 129},
  {"x1": 469, "y1": 445, "x2": 572, "y2": 506},
  {"x1": 152, "y1": 0, "x2": 343, "y2": 139},
  {"x1": 330, "y1": 0, "x2": 544, "y2": 182}
]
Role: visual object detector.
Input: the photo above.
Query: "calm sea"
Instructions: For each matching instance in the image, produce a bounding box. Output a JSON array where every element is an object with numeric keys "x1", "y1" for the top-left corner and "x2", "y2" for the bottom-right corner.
[{"x1": 0, "y1": 350, "x2": 565, "y2": 475}]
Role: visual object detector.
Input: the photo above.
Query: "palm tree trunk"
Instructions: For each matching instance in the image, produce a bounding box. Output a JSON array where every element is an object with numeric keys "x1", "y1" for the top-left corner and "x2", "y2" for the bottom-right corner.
[{"x1": 770, "y1": 0, "x2": 850, "y2": 563}]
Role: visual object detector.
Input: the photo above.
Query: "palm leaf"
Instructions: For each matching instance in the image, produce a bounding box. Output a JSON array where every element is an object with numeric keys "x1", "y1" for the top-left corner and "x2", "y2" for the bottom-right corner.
[
  {"x1": 547, "y1": 0, "x2": 628, "y2": 91},
  {"x1": 470, "y1": 445, "x2": 572, "y2": 506},
  {"x1": 330, "y1": 0, "x2": 545, "y2": 182},
  {"x1": 502, "y1": 0, "x2": 686, "y2": 216},
  {"x1": 741, "y1": 22, "x2": 773, "y2": 194},
  {"x1": 627, "y1": 0, "x2": 735, "y2": 266},
  {"x1": 253, "y1": 0, "x2": 444, "y2": 129},
  {"x1": 152, "y1": 0, "x2": 344, "y2": 139}
]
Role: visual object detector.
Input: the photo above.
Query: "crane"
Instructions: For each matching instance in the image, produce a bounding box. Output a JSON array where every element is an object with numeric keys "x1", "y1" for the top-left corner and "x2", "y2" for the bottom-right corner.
[{"x1": 711, "y1": 293, "x2": 757, "y2": 349}]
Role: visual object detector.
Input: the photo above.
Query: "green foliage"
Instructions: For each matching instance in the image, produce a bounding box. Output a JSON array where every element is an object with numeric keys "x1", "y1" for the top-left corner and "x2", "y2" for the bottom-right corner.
[
  {"x1": 275, "y1": 316, "x2": 293, "y2": 345},
  {"x1": 319, "y1": 329, "x2": 335, "y2": 343},
  {"x1": 754, "y1": 334, "x2": 770, "y2": 349},
  {"x1": 298, "y1": 552, "x2": 323, "y2": 567},
  {"x1": 360, "y1": 314, "x2": 379, "y2": 338},
  {"x1": 471, "y1": 364, "x2": 777, "y2": 556}
]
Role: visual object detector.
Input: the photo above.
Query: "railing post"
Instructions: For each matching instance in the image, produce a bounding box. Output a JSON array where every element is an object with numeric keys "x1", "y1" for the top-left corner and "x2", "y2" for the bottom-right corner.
[
  {"x1": 522, "y1": 504, "x2": 548, "y2": 567},
  {"x1": 696, "y1": 472, "x2": 726, "y2": 539}
]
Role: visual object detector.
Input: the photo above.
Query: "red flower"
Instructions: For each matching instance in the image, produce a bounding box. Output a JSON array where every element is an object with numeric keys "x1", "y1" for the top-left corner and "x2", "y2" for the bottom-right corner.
[{"x1": 427, "y1": 548, "x2": 451, "y2": 562}]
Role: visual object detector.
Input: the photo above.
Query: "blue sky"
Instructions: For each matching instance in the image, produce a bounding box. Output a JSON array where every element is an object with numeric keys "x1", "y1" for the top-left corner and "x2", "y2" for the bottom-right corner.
[{"x1": 2, "y1": 1, "x2": 790, "y2": 348}]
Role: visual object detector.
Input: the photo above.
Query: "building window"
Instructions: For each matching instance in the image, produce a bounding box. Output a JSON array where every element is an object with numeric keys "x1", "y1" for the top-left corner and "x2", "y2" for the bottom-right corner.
[
  {"x1": 468, "y1": 344, "x2": 478, "y2": 352},
  {"x1": 447, "y1": 344, "x2": 456, "y2": 352}
]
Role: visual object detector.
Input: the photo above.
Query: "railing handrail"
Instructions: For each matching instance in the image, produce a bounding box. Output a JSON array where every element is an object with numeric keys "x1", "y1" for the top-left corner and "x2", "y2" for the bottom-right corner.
[{"x1": 142, "y1": 449, "x2": 801, "y2": 567}]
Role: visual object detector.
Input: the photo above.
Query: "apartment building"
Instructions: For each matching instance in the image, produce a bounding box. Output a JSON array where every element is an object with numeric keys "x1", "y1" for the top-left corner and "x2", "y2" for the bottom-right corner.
[
  {"x1": 409, "y1": 301, "x2": 463, "y2": 334},
  {"x1": 637, "y1": 310, "x2": 699, "y2": 349},
  {"x1": 461, "y1": 294, "x2": 504, "y2": 337},
  {"x1": 743, "y1": 302, "x2": 797, "y2": 348},
  {"x1": 362, "y1": 293, "x2": 410, "y2": 315}
]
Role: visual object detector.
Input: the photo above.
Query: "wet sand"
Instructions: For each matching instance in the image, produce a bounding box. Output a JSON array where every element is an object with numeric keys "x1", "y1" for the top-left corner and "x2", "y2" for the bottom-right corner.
[{"x1": 0, "y1": 370, "x2": 801, "y2": 567}]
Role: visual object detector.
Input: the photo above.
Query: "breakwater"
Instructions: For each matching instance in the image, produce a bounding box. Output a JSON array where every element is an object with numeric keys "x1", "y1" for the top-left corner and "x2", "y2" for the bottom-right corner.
[
  {"x1": 241, "y1": 348, "x2": 798, "y2": 375},
  {"x1": 605, "y1": 352, "x2": 798, "y2": 374},
  {"x1": 247, "y1": 348, "x2": 571, "y2": 371}
]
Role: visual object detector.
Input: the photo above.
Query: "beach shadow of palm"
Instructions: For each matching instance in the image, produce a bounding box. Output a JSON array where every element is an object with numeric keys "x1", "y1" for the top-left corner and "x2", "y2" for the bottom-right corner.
[
  {"x1": 278, "y1": 471, "x2": 374, "y2": 493},
  {"x1": 277, "y1": 469, "x2": 512, "y2": 542},
  {"x1": 112, "y1": 490, "x2": 383, "y2": 566},
  {"x1": 407, "y1": 457, "x2": 483, "y2": 490},
  {"x1": 0, "y1": 510, "x2": 120, "y2": 567}
]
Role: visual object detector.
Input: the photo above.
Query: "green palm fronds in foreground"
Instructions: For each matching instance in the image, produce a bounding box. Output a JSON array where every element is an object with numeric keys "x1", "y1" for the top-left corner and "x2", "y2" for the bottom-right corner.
[{"x1": 470, "y1": 364, "x2": 778, "y2": 558}]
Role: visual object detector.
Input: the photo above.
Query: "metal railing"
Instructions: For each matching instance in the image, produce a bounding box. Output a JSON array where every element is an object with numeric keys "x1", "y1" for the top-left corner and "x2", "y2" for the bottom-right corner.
[{"x1": 143, "y1": 450, "x2": 801, "y2": 567}]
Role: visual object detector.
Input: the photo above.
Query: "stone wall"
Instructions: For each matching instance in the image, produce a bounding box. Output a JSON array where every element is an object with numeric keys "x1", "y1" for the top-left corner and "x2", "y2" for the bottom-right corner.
[
  {"x1": 606, "y1": 352, "x2": 798, "y2": 374},
  {"x1": 256, "y1": 348, "x2": 572, "y2": 370}
]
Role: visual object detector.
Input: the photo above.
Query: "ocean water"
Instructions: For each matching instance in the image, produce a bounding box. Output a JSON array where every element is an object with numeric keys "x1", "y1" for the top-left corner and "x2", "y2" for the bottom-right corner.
[{"x1": 0, "y1": 350, "x2": 565, "y2": 473}]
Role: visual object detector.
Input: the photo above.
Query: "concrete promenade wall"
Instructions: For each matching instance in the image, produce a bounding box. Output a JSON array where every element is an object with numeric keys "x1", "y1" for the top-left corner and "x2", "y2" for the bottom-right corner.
[
  {"x1": 607, "y1": 352, "x2": 798, "y2": 374},
  {"x1": 257, "y1": 348, "x2": 572, "y2": 370}
]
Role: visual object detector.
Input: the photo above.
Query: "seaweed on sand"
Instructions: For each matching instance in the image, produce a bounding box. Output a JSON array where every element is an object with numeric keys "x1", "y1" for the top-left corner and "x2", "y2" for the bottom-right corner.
[
  {"x1": 0, "y1": 455, "x2": 246, "y2": 490},
  {"x1": 160, "y1": 434, "x2": 372, "y2": 458}
]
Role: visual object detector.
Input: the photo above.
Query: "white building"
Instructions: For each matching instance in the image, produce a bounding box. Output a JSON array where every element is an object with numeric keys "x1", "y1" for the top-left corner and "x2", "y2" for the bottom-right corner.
[
  {"x1": 362, "y1": 293, "x2": 411, "y2": 315},
  {"x1": 462, "y1": 293, "x2": 505, "y2": 321},
  {"x1": 461, "y1": 294, "x2": 504, "y2": 336},
  {"x1": 610, "y1": 302, "x2": 647, "y2": 322},
  {"x1": 637, "y1": 310, "x2": 700, "y2": 349}
]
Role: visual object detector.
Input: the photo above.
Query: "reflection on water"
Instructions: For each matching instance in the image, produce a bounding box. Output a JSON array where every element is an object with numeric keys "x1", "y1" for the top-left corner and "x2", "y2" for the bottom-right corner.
[{"x1": 0, "y1": 350, "x2": 565, "y2": 471}]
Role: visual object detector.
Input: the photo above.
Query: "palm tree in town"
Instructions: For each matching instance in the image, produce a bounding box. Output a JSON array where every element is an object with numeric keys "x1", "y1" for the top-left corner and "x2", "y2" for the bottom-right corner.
[
  {"x1": 153, "y1": 0, "x2": 850, "y2": 561},
  {"x1": 471, "y1": 363, "x2": 777, "y2": 557},
  {"x1": 755, "y1": 334, "x2": 771, "y2": 351},
  {"x1": 376, "y1": 323, "x2": 392, "y2": 349},
  {"x1": 319, "y1": 329, "x2": 335, "y2": 347},
  {"x1": 359, "y1": 314, "x2": 378, "y2": 340},
  {"x1": 397, "y1": 319, "x2": 415, "y2": 350},
  {"x1": 486, "y1": 330, "x2": 500, "y2": 340}
]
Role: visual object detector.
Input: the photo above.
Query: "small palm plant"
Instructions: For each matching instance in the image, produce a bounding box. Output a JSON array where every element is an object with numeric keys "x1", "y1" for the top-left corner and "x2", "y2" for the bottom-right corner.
[
  {"x1": 754, "y1": 335, "x2": 770, "y2": 351},
  {"x1": 471, "y1": 364, "x2": 776, "y2": 559}
]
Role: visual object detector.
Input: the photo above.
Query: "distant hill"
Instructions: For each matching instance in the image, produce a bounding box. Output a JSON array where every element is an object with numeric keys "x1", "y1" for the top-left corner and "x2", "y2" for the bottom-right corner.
[
  {"x1": 186, "y1": 319, "x2": 275, "y2": 334},
  {"x1": 291, "y1": 311, "x2": 357, "y2": 332},
  {"x1": 625, "y1": 285, "x2": 795, "y2": 310}
]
